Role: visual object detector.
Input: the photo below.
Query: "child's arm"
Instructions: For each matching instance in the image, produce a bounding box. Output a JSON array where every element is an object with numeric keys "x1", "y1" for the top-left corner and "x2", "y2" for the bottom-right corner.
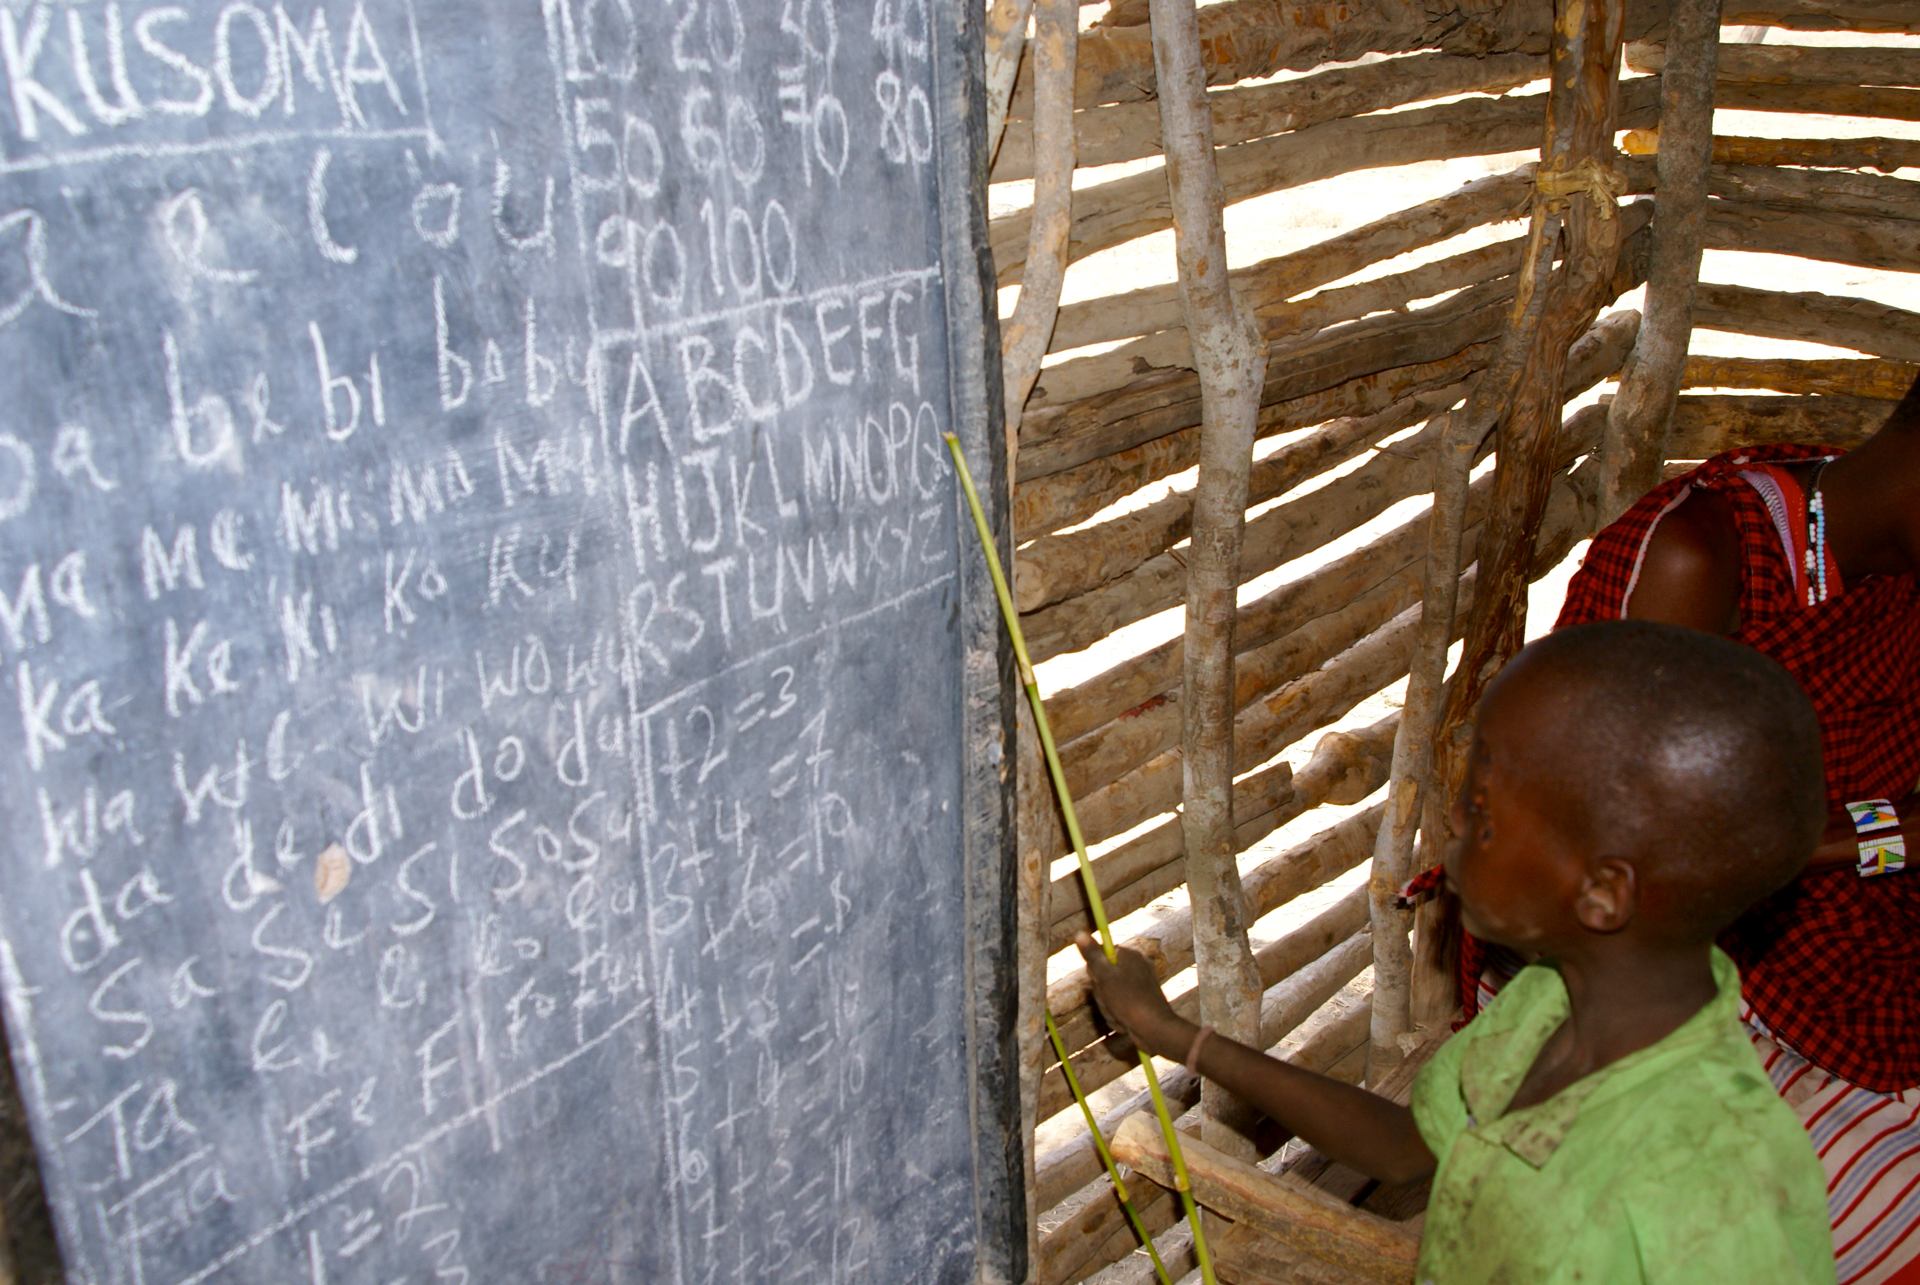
[{"x1": 1077, "y1": 936, "x2": 1436, "y2": 1184}]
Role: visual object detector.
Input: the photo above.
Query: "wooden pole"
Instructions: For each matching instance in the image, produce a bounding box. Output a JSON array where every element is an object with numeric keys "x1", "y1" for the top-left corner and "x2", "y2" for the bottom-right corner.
[
  {"x1": 984, "y1": 0, "x2": 1035, "y2": 167},
  {"x1": 1148, "y1": 0, "x2": 1268, "y2": 1170},
  {"x1": 1599, "y1": 0, "x2": 1720, "y2": 520},
  {"x1": 1368, "y1": 0, "x2": 1627, "y2": 1076},
  {"x1": 990, "y1": 78, "x2": 1658, "y2": 286},
  {"x1": 999, "y1": 9, "x2": 1074, "y2": 1267},
  {"x1": 0, "y1": 1196, "x2": 14, "y2": 1285},
  {"x1": 1701, "y1": 134, "x2": 1920, "y2": 170},
  {"x1": 992, "y1": 51, "x2": 1545, "y2": 182},
  {"x1": 1627, "y1": 37, "x2": 1920, "y2": 86},
  {"x1": 1693, "y1": 284, "x2": 1920, "y2": 362},
  {"x1": 1112, "y1": 1115, "x2": 1420, "y2": 1281},
  {"x1": 999, "y1": 0, "x2": 1077, "y2": 446},
  {"x1": 1680, "y1": 355, "x2": 1920, "y2": 398},
  {"x1": 1015, "y1": 703, "x2": 1059, "y2": 1278},
  {"x1": 1046, "y1": 164, "x2": 1537, "y2": 355},
  {"x1": 1005, "y1": 0, "x2": 1664, "y2": 114}
]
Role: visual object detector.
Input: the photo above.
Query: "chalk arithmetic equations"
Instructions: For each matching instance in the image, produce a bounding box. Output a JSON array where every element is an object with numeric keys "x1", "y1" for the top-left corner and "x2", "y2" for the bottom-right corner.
[{"x1": 0, "y1": 1, "x2": 1019, "y2": 1280}]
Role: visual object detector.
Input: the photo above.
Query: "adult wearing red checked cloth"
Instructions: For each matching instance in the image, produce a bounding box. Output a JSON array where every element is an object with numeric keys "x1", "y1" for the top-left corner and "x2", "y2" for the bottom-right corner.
[{"x1": 1439, "y1": 375, "x2": 1920, "y2": 1283}]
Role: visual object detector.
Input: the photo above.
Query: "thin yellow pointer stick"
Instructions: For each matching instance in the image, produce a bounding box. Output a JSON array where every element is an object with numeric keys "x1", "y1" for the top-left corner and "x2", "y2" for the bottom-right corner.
[{"x1": 945, "y1": 434, "x2": 1217, "y2": 1285}]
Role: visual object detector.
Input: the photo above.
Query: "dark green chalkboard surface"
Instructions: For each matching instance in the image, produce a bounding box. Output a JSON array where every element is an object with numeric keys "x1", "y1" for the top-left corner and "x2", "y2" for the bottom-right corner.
[{"x1": 0, "y1": 1, "x2": 1018, "y2": 1279}]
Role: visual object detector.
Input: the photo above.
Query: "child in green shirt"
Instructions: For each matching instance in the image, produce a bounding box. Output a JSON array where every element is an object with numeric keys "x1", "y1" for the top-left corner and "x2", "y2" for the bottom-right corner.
[{"x1": 1081, "y1": 619, "x2": 1836, "y2": 1282}]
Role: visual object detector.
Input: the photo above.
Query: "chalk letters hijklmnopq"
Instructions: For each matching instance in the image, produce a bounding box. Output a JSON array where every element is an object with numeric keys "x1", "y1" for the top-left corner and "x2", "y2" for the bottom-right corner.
[{"x1": 0, "y1": 1, "x2": 1017, "y2": 1280}]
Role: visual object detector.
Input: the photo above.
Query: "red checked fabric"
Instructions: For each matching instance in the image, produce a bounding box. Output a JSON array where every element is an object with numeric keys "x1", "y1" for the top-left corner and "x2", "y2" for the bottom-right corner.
[{"x1": 1537, "y1": 443, "x2": 1920, "y2": 1091}]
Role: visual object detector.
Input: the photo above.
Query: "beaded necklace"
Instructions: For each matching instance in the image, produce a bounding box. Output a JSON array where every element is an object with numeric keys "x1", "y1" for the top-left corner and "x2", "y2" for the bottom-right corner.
[{"x1": 1804, "y1": 457, "x2": 1837, "y2": 605}]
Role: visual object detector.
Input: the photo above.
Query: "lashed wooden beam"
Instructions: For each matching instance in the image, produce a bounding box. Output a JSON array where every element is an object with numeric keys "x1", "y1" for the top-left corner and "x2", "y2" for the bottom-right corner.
[
  {"x1": 1666, "y1": 394, "x2": 1900, "y2": 456},
  {"x1": 1680, "y1": 356, "x2": 1920, "y2": 398},
  {"x1": 1706, "y1": 202, "x2": 1920, "y2": 275},
  {"x1": 991, "y1": 78, "x2": 1659, "y2": 286},
  {"x1": 1045, "y1": 164, "x2": 1538, "y2": 356},
  {"x1": 1718, "y1": 0, "x2": 1920, "y2": 29},
  {"x1": 1702, "y1": 166, "x2": 1920, "y2": 222},
  {"x1": 1112, "y1": 1114, "x2": 1420, "y2": 1282},
  {"x1": 1015, "y1": 202, "x2": 1651, "y2": 492},
  {"x1": 993, "y1": 51, "x2": 1545, "y2": 182},
  {"x1": 1006, "y1": 0, "x2": 1908, "y2": 120},
  {"x1": 1627, "y1": 38, "x2": 1920, "y2": 86},
  {"x1": 1713, "y1": 81, "x2": 1920, "y2": 121},
  {"x1": 1692, "y1": 284, "x2": 1920, "y2": 362},
  {"x1": 1020, "y1": 273, "x2": 1519, "y2": 483},
  {"x1": 1036, "y1": 985, "x2": 1371, "y2": 1217},
  {"x1": 1036, "y1": 238, "x2": 1516, "y2": 411},
  {"x1": 1598, "y1": 0, "x2": 1720, "y2": 519},
  {"x1": 1021, "y1": 303, "x2": 1639, "y2": 627},
  {"x1": 1022, "y1": 308, "x2": 1638, "y2": 669},
  {"x1": 1049, "y1": 718, "x2": 1396, "y2": 951},
  {"x1": 1004, "y1": 0, "x2": 1664, "y2": 114},
  {"x1": 1016, "y1": 341, "x2": 1498, "y2": 539},
  {"x1": 1703, "y1": 134, "x2": 1920, "y2": 170},
  {"x1": 1017, "y1": 384, "x2": 1458, "y2": 616}
]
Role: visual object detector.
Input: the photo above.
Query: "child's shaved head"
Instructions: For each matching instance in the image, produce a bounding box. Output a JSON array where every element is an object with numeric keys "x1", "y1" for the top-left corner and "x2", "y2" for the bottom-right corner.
[{"x1": 1492, "y1": 620, "x2": 1825, "y2": 942}]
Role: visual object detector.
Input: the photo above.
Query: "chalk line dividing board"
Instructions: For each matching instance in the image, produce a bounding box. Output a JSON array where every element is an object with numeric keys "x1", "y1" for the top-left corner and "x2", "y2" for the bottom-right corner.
[{"x1": 0, "y1": 0, "x2": 1021, "y2": 1281}]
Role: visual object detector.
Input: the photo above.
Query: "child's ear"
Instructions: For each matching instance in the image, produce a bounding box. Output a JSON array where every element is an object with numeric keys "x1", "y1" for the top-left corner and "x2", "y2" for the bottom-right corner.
[{"x1": 1574, "y1": 858, "x2": 1636, "y2": 933}]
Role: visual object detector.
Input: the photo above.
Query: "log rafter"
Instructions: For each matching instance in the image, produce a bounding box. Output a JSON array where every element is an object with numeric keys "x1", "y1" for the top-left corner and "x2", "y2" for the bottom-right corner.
[
  {"x1": 1003, "y1": 0, "x2": 1665, "y2": 114},
  {"x1": 993, "y1": 51, "x2": 1546, "y2": 182},
  {"x1": 991, "y1": 78, "x2": 1660, "y2": 286}
]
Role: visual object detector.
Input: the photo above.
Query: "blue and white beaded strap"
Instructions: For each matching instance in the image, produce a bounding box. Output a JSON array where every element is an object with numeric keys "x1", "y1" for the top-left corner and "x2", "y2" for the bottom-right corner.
[{"x1": 1848, "y1": 798, "x2": 1906, "y2": 877}]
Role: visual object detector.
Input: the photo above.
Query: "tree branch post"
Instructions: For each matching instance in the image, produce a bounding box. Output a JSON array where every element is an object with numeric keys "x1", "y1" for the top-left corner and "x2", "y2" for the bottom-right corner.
[
  {"x1": 1599, "y1": 0, "x2": 1722, "y2": 520},
  {"x1": 1369, "y1": 0, "x2": 1628, "y2": 1077},
  {"x1": 998, "y1": 4, "x2": 1073, "y2": 1266},
  {"x1": 999, "y1": 0, "x2": 1078, "y2": 456},
  {"x1": 1148, "y1": 0, "x2": 1269, "y2": 1161},
  {"x1": 984, "y1": 0, "x2": 1036, "y2": 169}
]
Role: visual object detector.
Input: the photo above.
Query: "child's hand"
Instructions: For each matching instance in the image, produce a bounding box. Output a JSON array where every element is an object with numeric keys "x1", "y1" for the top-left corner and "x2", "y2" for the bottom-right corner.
[{"x1": 1075, "y1": 933, "x2": 1185, "y2": 1057}]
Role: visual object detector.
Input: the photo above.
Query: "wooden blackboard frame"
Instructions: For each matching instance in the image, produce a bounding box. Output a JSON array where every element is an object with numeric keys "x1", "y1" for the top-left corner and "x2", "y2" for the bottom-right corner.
[{"x1": 930, "y1": 4, "x2": 1027, "y2": 1281}]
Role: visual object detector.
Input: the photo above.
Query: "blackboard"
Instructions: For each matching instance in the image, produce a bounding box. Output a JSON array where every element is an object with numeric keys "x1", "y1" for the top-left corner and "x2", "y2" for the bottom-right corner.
[{"x1": 0, "y1": 1, "x2": 1019, "y2": 1281}]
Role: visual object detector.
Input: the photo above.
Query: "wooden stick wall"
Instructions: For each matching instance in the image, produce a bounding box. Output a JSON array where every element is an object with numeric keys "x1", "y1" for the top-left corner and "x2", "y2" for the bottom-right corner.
[{"x1": 995, "y1": 2, "x2": 1917, "y2": 1279}]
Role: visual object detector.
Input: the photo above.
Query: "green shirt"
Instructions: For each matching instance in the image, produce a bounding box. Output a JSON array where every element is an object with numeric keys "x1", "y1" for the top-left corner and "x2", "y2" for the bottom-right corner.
[{"x1": 1410, "y1": 948, "x2": 1834, "y2": 1283}]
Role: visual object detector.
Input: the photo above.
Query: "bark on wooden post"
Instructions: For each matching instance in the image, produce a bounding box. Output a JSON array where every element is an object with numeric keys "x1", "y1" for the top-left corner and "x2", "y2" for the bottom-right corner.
[
  {"x1": 984, "y1": 0, "x2": 1036, "y2": 167},
  {"x1": 1411, "y1": 0, "x2": 1630, "y2": 1037},
  {"x1": 1369, "y1": 0, "x2": 1627, "y2": 1075},
  {"x1": 999, "y1": 0, "x2": 1077, "y2": 449},
  {"x1": 1148, "y1": 0, "x2": 1269, "y2": 1159},
  {"x1": 1015, "y1": 701, "x2": 1061, "y2": 1276},
  {"x1": 1599, "y1": 0, "x2": 1722, "y2": 520},
  {"x1": 0, "y1": 1194, "x2": 14, "y2": 1285},
  {"x1": 999, "y1": 5, "x2": 1071, "y2": 1264}
]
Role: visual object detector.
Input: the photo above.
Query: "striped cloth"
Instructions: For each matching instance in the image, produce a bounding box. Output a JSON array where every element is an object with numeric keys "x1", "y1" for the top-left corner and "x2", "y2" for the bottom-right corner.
[{"x1": 1747, "y1": 1010, "x2": 1920, "y2": 1285}]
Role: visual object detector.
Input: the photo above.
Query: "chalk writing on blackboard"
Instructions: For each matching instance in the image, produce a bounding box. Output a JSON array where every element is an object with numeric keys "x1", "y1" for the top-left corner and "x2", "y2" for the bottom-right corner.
[{"x1": 0, "y1": 1, "x2": 1012, "y2": 1281}]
